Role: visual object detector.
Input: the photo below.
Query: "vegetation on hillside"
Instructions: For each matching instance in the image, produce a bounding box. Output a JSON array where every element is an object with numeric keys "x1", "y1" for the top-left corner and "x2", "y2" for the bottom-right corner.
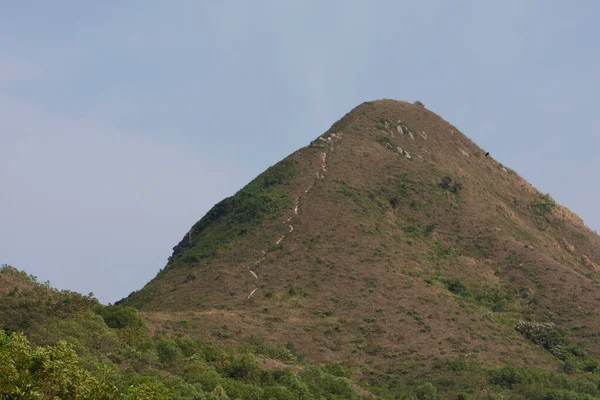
[
  {"x1": 119, "y1": 159, "x2": 298, "y2": 308},
  {"x1": 0, "y1": 265, "x2": 363, "y2": 399},
  {"x1": 5, "y1": 257, "x2": 600, "y2": 399},
  {"x1": 169, "y1": 159, "x2": 298, "y2": 266}
]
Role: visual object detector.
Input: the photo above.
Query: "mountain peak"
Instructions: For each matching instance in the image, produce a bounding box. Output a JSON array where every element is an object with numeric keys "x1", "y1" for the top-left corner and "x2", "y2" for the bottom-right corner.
[{"x1": 120, "y1": 100, "x2": 600, "y2": 370}]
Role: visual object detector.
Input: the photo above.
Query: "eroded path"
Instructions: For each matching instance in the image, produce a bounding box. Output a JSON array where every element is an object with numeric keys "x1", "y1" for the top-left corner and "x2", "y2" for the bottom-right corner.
[{"x1": 245, "y1": 138, "x2": 336, "y2": 299}]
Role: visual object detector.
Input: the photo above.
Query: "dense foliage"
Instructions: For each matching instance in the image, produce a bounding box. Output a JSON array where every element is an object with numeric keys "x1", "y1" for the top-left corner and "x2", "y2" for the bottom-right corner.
[
  {"x1": 0, "y1": 265, "x2": 362, "y2": 399},
  {"x1": 0, "y1": 330, "x2": 364, "y2": 400}
]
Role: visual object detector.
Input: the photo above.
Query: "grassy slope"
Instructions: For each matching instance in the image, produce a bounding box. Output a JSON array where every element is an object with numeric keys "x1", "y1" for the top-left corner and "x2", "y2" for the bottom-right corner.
[{"x1": 116, "y1": 100, "x2": 600, "y2": 396}]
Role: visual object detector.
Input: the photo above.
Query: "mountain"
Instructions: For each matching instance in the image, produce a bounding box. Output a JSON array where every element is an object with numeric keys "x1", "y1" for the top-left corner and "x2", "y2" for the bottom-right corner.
[
  {"x1": 119, "y1": 99, "x2": 600, "y2": 381},
  {"x1": 5, "y1": 99, "x2": 600, "y2": 398}
]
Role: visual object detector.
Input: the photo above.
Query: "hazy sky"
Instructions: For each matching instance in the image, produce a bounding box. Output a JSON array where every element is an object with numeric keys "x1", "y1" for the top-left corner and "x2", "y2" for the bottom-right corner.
[{"x1": 1, "y1": 1, "x2": 599, "y2": 304}]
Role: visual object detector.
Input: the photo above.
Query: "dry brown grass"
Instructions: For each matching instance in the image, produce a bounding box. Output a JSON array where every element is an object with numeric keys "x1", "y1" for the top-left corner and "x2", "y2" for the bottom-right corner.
[{"x1": 124, "y1": 100, "x2": 600, "y2": 374}]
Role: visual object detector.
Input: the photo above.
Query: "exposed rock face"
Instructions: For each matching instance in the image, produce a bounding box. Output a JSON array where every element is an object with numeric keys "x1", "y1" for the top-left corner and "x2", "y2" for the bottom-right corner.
[{"x1": 560, "y1": 238, "x2": 576, "y2": 254}]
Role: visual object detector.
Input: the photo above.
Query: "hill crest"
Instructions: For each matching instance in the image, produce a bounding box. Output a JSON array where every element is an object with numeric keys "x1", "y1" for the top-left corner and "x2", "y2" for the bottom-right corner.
[{"x1": 120, "y1": 99, "x2": 600, "y2": 372}]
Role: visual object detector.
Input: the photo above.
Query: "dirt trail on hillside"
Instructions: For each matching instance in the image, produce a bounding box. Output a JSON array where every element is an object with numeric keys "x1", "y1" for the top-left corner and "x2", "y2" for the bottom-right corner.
[
  {"x1": 245, "y1": 144, "x2": 334, "y2": 299},
  {"x1": 243, "y1": 121, "x2": 434, "y2": 298}
]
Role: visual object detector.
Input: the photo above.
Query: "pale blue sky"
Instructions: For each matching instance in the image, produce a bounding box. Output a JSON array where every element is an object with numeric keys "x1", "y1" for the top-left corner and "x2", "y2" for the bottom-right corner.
[{"x1": 1, "y1": 1, "x2": 599, "y2": 303}]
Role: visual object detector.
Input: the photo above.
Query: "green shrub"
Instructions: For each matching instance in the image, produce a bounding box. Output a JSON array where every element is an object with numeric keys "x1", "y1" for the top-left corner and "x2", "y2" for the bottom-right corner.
[
  {"x1": 99, "y1": 305, "x2": 143, "y2": 330},
  {"x1": 431, "y1": 242, "x2": 455, "y2": 260},
  {"x1": 403, "y1": 224, "x2": 423, "y2": 238},
  {"x1": 182, "y1": 360, "x2": 223, "y2": 391},
  {"x1": 423, "y1": 223, "x2": 437, "y2": 237},
  {"x1": 223, "y1": 354, "x2": 262, "y2": 383},
  {"x1": 488, "y1": 365, "x2": 522, "y2": 388},
  {"x1": 534, "y1": 193, "x2": 557, "y2": 216},
  {"x1": 515, "y1": 321, "x2": 569, "y2": 353},
  {"x1": 446, "y1": 279, "x2": 469, "y2": 296},
  {"x1": 439, "y1": 176, "x2": 462, "y2": 193},
  {"x1": 439, "y1": 176, "x2": 452, "y2": 189},
  {"x1": 323, "y1": 363, "x2": 351, "y2": 378},
  {"x1": 472, "y1": 287, "x2": 510, "y2": 312},
  {"x1": 285, "y1": 341, "x2": 304, "y2": 361},
  {"x1": 299, "y1": 366, "x2": 358, "y2": 398},
  {"x1": 157, "y1": 338, "x2": 184, "y2": 367},
  {"x1": 415, "y1": 381, "x2": 438, "y2": 399}
]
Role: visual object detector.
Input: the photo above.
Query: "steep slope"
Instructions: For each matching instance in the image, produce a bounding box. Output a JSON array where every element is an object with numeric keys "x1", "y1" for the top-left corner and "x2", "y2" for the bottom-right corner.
[{"x1": 120, "y1": 100, "x2": 600, "y2": 376}]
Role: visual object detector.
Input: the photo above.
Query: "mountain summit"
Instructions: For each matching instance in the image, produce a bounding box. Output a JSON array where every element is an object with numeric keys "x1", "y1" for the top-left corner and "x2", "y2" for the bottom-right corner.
[{"x1": 120, "y1": 99, "x2": 600, "y2": 372}]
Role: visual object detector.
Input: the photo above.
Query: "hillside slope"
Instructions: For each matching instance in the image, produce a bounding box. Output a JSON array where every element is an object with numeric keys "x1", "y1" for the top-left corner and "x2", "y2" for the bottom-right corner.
[
  {"x1": 120, "y1": 100, "x2": 600, "y2": 380},
  {"x1": 0, "y1": 265, "x2": 368, "y2": 399}
]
